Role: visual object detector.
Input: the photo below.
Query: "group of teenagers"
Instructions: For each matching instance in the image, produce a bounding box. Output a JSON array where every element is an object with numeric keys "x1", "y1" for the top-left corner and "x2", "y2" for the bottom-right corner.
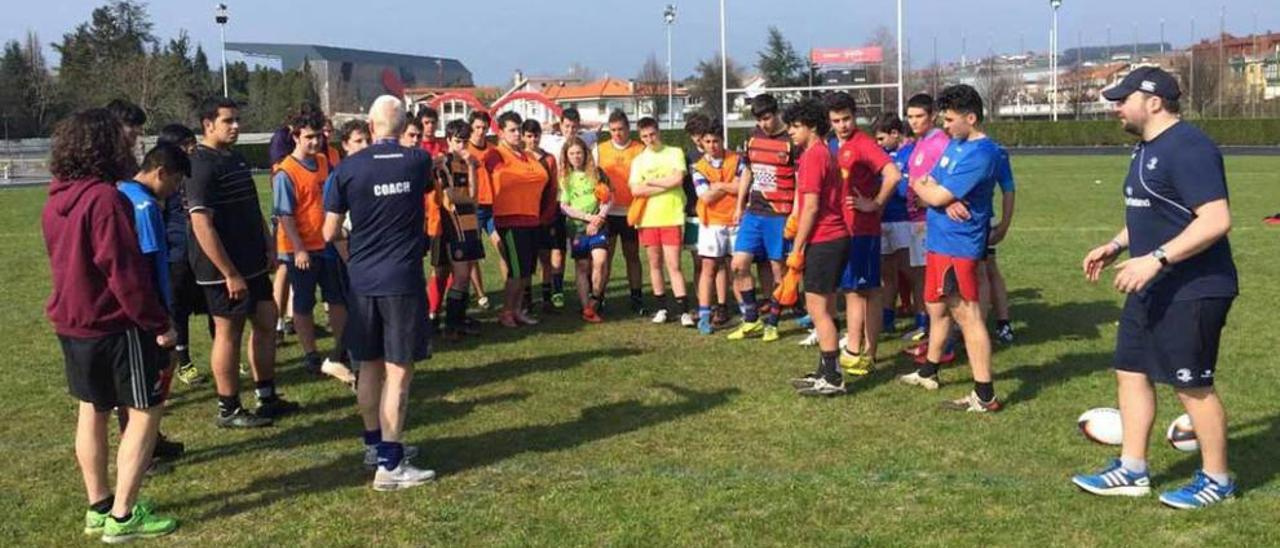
[{"x1": 38, "y1": 64, "x2": 1241, "y2": 542}]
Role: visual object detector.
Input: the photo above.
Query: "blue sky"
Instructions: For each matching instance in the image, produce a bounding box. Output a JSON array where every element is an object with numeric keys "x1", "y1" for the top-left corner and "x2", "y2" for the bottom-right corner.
[{"x1": 4, "y1": 0, "x2": 1279, "y2": 86}]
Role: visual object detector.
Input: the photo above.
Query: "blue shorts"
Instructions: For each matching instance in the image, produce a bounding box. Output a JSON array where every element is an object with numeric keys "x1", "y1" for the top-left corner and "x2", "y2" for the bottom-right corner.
[
  {"x1": 1115, "y1": 295, "x2": 1232, "y2": 388},
  {"x1": 840, "y1": 235, "x2": 882, "y2": 292},
  {"x1": 476, "y1": 206, "x2": 496, "y2": 235},
  {"x1": 735, "y1": 213, "x2": 787, "y2": 262},
  {"x1": 288, "y1": 255, "x2": 346, "y2": 314},
  {"x1": 570, "y1": 229, "x2": 610, "y2": 260}
]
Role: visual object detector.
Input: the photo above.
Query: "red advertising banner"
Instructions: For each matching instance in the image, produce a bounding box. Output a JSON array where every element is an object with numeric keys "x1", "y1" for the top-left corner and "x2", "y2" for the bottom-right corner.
[{"x1": 810, "y1": 47, "x2": 884, "y2": 66}]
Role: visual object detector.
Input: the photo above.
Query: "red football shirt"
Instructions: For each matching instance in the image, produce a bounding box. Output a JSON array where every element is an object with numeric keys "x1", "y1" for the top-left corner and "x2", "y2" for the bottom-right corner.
[
  {"x1": 836, "y1": 130, "x2": 892, "y2": 236},
  {"x1": 797, "y1": 141, "x2": 849, "y2": 245}
]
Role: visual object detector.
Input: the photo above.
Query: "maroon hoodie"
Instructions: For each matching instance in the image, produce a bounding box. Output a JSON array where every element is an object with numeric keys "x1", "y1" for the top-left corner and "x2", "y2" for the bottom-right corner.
[{"x1": 42, "y1": 177, "x2": 170, "y2": 338}]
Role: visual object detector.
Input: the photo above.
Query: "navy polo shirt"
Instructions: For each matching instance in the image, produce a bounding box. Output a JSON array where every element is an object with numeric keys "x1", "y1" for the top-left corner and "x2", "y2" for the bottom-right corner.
[
  {"x1": 1123, "y1": 121, "x2": 1237, "y2": 301},
  {"x1": 324, "y1": 140, "x2": 432, "y2": 296}
]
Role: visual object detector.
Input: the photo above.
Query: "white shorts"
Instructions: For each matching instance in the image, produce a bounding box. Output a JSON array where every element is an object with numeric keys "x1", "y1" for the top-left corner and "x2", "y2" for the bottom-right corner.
[
  {"x1": 881, "y1": 222, "x2": 912, "y2": 254},
  {"x1": 908, "y1": 222, "x2": 927, "y2": 267},
  {"x1": 697, "y1": 224, "x2": 738, "y2": 258}
]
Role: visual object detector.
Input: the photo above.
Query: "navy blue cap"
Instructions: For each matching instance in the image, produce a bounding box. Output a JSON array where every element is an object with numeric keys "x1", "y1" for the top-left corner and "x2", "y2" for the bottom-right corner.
[{"x1": 1102, "y1": 66, "x2": 1181, "y2": 101}]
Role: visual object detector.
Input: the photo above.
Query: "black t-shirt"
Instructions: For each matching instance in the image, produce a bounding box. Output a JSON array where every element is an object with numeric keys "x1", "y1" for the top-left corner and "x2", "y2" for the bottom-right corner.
[
  {"x1": 324, "y1": 141, "x2": 433, "y2": 296},
  {"x1": 1123, "y1": 121, "x2": 1237, "y2": 301},
  {"x1": 185, "y1": 144, "x2": 269, "y2": 284},
  {"x1": 682, "y1": 144, "x2": 701, "y2": 217}
]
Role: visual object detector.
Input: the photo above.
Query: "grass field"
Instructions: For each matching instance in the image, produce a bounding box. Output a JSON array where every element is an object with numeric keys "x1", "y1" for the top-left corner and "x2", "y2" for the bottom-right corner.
[{"x1": 2, "y1": 154, "x2": 1279, "y2": 546}]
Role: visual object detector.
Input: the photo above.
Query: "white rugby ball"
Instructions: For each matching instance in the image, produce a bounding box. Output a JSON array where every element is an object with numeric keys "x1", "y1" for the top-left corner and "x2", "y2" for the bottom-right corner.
[
  {"x1": 1078, "y1": 408, "x2": 1123, "y2": 446},
  {"x1": 1166, "y1": 413, "x2": 1199, "y2": 452}
]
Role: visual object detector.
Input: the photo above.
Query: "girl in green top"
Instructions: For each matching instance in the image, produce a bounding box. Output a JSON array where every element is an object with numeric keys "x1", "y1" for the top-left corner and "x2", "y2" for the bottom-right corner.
[{"x1": 558, "y1": 137, "x2": 612, "y2": 322}]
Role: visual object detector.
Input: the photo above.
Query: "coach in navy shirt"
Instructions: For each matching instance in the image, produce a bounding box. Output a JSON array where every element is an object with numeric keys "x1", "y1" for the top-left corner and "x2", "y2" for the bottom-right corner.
[
  {"x1": 323, "y1": 95, "x2": 436, "y2": 492},
  {"x1": 1072, "y1": 67, "x2": 1238, "y2": 509}
]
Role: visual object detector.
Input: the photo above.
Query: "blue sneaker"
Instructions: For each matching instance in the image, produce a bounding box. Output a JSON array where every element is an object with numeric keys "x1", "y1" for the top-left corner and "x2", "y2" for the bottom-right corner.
[
  {"x1": 697, "y1": 315, "x2": 713, "y2": 335},
  {"x1": 795, "y1": 314, "x2": 814, "y2": 330},
  {"x1": 1072, "y1": 459, "x2": 1152, "y2": 497},
  {"x1": 1158, "y1": 471, "x2": 1236, "y2": 509}
]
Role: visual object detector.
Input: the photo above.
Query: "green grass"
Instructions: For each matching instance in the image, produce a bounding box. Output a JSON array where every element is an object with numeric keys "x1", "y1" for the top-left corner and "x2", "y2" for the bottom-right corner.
[{"x1": 2, "y1": 155, "x2": 1279, "y2": 546}]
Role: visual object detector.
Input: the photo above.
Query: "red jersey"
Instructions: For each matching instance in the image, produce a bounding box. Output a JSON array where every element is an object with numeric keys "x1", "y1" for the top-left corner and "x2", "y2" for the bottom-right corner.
[
  {"x1": 797, "y1": 141, "x2": 849, "y2": 245},
  {"x1": 835, "y1": 130, "x2": 892, "y2": 236}
]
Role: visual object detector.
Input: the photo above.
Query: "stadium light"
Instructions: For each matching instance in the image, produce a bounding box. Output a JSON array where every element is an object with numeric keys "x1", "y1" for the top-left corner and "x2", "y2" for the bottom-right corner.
[
  {"x1": 664, "y1": 4, "x2": 677, "y2": 129},
  {"x1": 215, "y1": 3, "x2": 229, "y2": 98},
  {"x1": 1050, "y1": 0, "x2": 1062, "y2": 121}
]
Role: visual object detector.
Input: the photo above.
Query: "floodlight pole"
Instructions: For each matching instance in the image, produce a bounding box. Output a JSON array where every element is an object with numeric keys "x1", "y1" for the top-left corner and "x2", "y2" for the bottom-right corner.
[
  {"x1": 664, "y1": 5, "x2": 677, "y2": 129},
  {"x1": 896, "y1": 0, "x2": 904, "y2": 118},
  {"x1": 719, "y1": 0, "x2": 727, "y2": 141},
  {"x1": 1050, "y1": 0, "x2": 1062, "y2": 121},
  {"x1": 216, "y1": 3, "x2": 229, "y2": 97}
]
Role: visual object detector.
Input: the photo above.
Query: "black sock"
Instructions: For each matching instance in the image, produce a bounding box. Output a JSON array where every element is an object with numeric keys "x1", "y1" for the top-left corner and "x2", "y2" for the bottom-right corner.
[
  {"x1": 819, "y1": 351, "x2": 841, "y2": 382},
  {"x1": 255, "y1": 380, "x2": 277, "y2": 402},
  {"x1": 974, "y1": 381, "x2": 995, "y2": 402},
  {"x1": 90, "y1": 495, "x2": 115, "y2": 514},
  {"x1": 996, "y1": 319, "x2": 1010, "y2": 329},
  {"x1": 764, "y1": 298, "x2": 780, "y2": 327},
  {"x1": 675, "y1": 296, "x2": 689, "y2": 314},
  {"x1": 918, "y1": 361, "x2": 939, "y2": 378},
  {"x1": 541, "y1": 282, "x2": 553, "y2": 303},
  {"x1": 111, "y1": 511, "x2": 132, "y2": 523},
  {"x1": 630, "y1": 288, "x2": 643, "y2": 306},
  {"x1": 446, "y1": 288, "x2": 467, "y2": 327},
  {"x1": 653, "y1": 293, "x2": 667, "y2": 313},
  {"x1": 175, "y1": 346, "x2": 192, "y2": 366},
  {"x1": 523, "y1": 286, "x2": 534, "y2": 309},
  {"x1": 218, "y1": 395, "x2": 241, "y2": 416},
  {"x1": 552, "y1": 274, "x2": 564, "y2": 294},
  {"x1": 740, "y1": 289, "x2": 759, "y2": 322}
]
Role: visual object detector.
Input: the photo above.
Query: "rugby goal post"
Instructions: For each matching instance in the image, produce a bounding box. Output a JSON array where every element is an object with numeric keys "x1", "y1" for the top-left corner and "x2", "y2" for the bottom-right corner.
[{"x1": 717, "y1": 0, "x2": 905, "y2": 141}]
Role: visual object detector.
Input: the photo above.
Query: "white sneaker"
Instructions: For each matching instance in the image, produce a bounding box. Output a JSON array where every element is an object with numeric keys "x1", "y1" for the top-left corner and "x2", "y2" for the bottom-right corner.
[
  {"x1": 897, "y1": 371, "x2": 940, "y2": 391},
  {"x1": 515, "y1": 310, "x2": 539, "y2": 326},
  {"x1": 798, "y1": 329, "x2": 819, "y2": 347},
  {"x1": 363, "y1": 445, "x2": 421, "y2": 469},
  {"x1": 372, "y1": 462, "x2": 436, "y2": 491},
  {"x1": 651, "y1": 309, "x2": 669, "y2": 324},
  {"x1": 679, "y1": 312, "x2": 696, "y2": 327}
]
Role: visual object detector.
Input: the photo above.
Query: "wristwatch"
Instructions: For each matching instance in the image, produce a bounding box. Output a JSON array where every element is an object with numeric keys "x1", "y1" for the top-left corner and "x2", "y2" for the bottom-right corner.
[{"x1": 1153, "y1": 246, "x2": 1170, "y2": 266}]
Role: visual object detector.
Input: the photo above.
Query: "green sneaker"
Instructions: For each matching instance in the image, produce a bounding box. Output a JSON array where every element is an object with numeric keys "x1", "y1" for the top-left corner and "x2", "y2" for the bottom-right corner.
[
  {"x1": 550, "y1": 292, "x2": 566, "y2": 309},
  {"x1": 726, "y1": 320, "x2": 763, "y2": 341},
  {"x1": 175, "y1": 362, "x2": 206, "y2": 386},
  {"x1": 761, "y1": 325, "x2": 780, "y2": 343},
  {"x1": 85, "y1": 500, "x2": 153, "y2": 536},
  {"x1": 101, "y1": 503, "x2": 177, "y2": 543}
]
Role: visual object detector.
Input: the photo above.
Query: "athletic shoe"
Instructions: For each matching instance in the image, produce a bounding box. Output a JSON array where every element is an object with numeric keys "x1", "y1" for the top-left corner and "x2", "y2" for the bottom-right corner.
[
  {"x1": 680, "y1": 312, "x2": 696, "y2": 328},
  {"x1": 1264, "y1": 214, "x2": 1280, "y2": 226},
  {"x1": 152, "y1": 435, "x2": 184, "y2": 460},
  {"x1": 582, "y1": 306, "x2": 603, "y2": 323},
  {"x1": 789, "y1": 372, "x2": 821, "y2": 389},
  {"x1": 726, "y1": 320, "x2": 763, "y2": 340},
  {"x1": 238, "y1": 362, "x2": 250, "y2": 377},
  {"x1": 255, "y1": 397, "x2": 300, "y2": 419},
  {"x1": 651, "y1": 309, "x2": 669, "y2": 324},
  {"x1": 100, "y1": 502, "x2": 178, "y2": 543},
  {"x1": 373, "y1": 462, "x2": 436, "y2": 491},
  {"x1": 363, "y1": 444, "x2": 421, "y2": 469},
  {"x1": 710, "y1": 306, "x2": 729, "y2": 328},
  {"x1": 476, "y1": 295, "x2": 491, "y2": 310},
  {"x1": 1071, "y1": 459, "x2": 1153, "y2": 497},
  {"x1": 216, "y1": 407, "x2": 272, "y2": 428},
  {"x1": 839, "y1": 349, "x2": 873, "y2": 376},
  {"x1": 761, "y1": 325, "x2": 780, "y2": 342},
  {"x1": 797, "y1": 376, "x2": 846, "y2": 396},
  {"x1": 303, "y1": 353, "x2": 324, "y2": 375},
  {"x1": 631, "y1": 300, "x2": 648, "y2": 317},
  {"x1": 794, "y1": 314, "x2": 814, "y2": 330},
  {"x1": 498, "y1": 311, "x2": 519, "y2": 328},
  {"x1": 900, "y1": 327, "x2": 926, "y2": 342},
  {"x1": 995, "y1": 323, "x2": 1014, "y2": 344},
  {"x1": 282, "y1": 318, "x2": 295, "y2": 335},
  {"x1": 175, "y1": 362, "x2": 206, "y2": 386},
  {"x1": 797, "y1": 329, "x2": 819, "y2": 347},
  {"x1": 1158, "y1": 471, "x2": 1237, "y2": 509},
  {"x1": 897, "y1": 371, "x2": 940, "y2": 391},
  {"x1": 551, "y1": 292, "x2": 566, "y2": 309},
  {"x1": 274, "y1": 327, "x2": 286, "y2": 347},
  {"x1": 697, "y1": 315, "x2": 713, "y2": 335},
  {"x1": 515, "y1": 310, "x2": 539, "y2": 326},
  {"x1": 940, "y1": 391, "x2": 1003, "y2": 413},
  {"x1": 86, "y1": 500, "x2": 155, "y2": 536}
]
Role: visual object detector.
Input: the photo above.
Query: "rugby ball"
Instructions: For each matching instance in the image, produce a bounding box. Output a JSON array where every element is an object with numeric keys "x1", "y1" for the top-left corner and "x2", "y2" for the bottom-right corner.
[
  {"x1": 1166, "y1": 413, "x2": 1199, "y2": 452},
  {"x1": 1078, "y1": 408, "x2": 1123, "y2": 446}
]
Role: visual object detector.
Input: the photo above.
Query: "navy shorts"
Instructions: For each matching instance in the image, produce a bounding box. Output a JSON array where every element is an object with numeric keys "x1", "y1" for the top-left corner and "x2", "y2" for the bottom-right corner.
[
  {"x1": 1115, "y1": 295, "x2": 1232, "y2": 388},
  {"x1": 345, "y1": 292, "x2": 431, "y2": 364},
  {"x1": 840, "y1": 235, "x2": 882, "y2": 292},
  {"x1": 735, "y1": 212, "x2": 788, "y2": 262},
  {"x1": 476, "y1": 206, "x2": 496, "y2": 235},
  {"x1": 571, "y1": 229, "x2": 610, "y2": 260},
  {"x1": 287, "y1": 255, "x2": 346, "y2": 314}
]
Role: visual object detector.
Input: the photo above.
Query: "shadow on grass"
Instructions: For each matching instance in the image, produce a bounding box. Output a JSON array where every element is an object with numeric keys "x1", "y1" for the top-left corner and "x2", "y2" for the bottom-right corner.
[
  {"x1": 175, "y1": 383, "x2": 737, "y2": 521},
  {"x1": 1004, "y1": 289, "x2": 1119, "y2": 347},
  {"x1": 996, "y1": 351, "x2": 1113, "y2": 406},
  {"x1": 1152, "y1": 412, "x2": 1280, "y2": 495}
]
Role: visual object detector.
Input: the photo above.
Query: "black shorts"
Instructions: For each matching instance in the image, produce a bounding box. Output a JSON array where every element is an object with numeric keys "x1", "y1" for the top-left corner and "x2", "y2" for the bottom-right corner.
[
  {"x1": 803, "y1": 238, "x2": 850, "y2": 295},
  {"x1": 538, "y1": 216, "x2": 569, "y2": 252},
  {"x1": 345, "y1": 292, "x2": 431, "y2": 364},
  {"x1": 430, "y1": 226, "x2": 486, "y2": 268},
  {"x1": 60, "y1": 328, "x2": 168, "y2": 412},
  {"x1": 168, "y1": 258, "x2": 207, "y2": 316},
  {"x1": 1115, "y1": 296, "x2": 1233, "y2": 388},
  {"x1": 287, "y1": 255, "x2": 346, "y2": 314},
  {"x1": 497, "y1": 226, "x2": 539, "y2": 280},
  {"x1": 202, "y1": 273, "x2": 273, "y2": 318},
  {"x1": 606, "y1": 215, "x2": 638, "y2": 244}
]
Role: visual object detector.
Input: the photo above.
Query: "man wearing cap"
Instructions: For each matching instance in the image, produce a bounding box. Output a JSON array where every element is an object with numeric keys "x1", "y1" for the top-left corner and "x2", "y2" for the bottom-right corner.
[{"x1": 1071, "y1": 67, "x2": 1238, "y2": 509}]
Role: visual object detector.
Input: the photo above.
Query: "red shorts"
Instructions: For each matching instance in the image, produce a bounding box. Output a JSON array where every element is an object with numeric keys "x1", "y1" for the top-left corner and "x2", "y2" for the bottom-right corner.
[
  {"x1": 924, "y1": 252, "x2": 980, "y2": 303},
  {"x1": 638, "y1": 226, "x2": 682, "y2": 247}
]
